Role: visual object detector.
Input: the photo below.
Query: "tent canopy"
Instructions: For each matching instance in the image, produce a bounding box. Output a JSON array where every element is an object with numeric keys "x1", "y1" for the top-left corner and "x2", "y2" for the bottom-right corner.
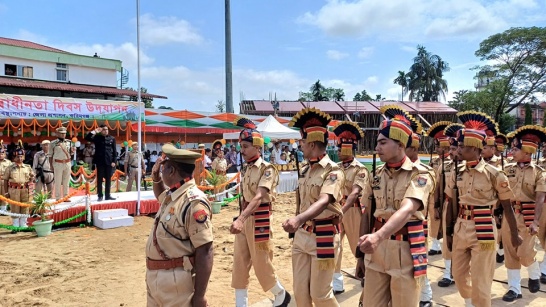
[{"x1": 223, "y1": 115, "x2": 301, "y2": 140}]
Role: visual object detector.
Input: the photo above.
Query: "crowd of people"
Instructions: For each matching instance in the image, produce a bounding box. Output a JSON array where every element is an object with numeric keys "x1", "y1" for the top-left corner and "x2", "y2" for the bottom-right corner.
[{"x1": 145, "y1": 107, "x2": 546, "y2": 307}]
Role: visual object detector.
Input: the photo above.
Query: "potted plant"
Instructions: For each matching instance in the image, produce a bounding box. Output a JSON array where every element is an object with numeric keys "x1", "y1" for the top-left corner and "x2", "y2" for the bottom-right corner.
[
  {"x1": 206, "y1": 170, "x2": 227, "y2": 214},
  {"x1": 31, "y1": 191, "x2": 54, "y2": 237}
]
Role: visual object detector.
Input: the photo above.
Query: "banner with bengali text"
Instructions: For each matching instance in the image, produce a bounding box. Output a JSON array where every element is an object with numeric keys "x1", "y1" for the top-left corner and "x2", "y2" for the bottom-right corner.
[{"x1": 0, "y1": 94, "x2": 143, "y2": 121}]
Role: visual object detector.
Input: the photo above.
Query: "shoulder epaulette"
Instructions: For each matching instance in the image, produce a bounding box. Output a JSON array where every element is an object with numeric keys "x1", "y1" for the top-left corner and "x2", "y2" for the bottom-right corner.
[
  {"x1": 484, "y1": 164, "x2": 502, "y2": 177},
  {"x1": 534, "y1": 164, "x2": 544, "y2": 172}
]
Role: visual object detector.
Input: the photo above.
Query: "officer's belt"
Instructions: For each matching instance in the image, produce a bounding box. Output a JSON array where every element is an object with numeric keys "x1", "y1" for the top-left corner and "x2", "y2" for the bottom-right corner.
[
  {"x1": 458, "y1": 204, "x2": 493, "y2": 220},
  {"x1": 8, "y1": 182, "x2": 30, "y2": 189},
  {"x1": 373, "y1": 217, "x2": 408, "y2": 241},
  {"x1": 54, "y1": 159, "x2": 71, "y2": 163},
  {"x1": 301, "y1": 216, "x2": 340, "y2": 233},
  {"x1": 511, "y1": 201, "x2": 535, "y2": 227},
  {"x1": 129, "y1": 165, "x2": 140, "y2": 168},
  {"x1": 146, "y1": 256, "x2": 194, "y2": 270}
]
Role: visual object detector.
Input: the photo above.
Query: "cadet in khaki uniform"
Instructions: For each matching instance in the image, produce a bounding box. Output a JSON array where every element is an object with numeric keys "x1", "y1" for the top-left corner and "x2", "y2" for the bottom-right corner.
[
  {"x1": 211, "y1": 139, "x2": 228, "y2": 175},
  {"x1": 33, "y1": 140, "x2": 54, "y2": 196},
  {"x1": 230, "y1": 117, "x2": 291, "y2": 307},
  {"x1": 146, "y1": 143, "x2": 213, "y2": 307},
  {"x1": 493, "y1": 134, "x2": 509, "y2": 264},
  {"x1": 3, "y1": 147, "x2": 35, "y2": 229},
  {"x1": 332, "y1": 121, "x2": 368, "y2": 294},
  {"x1": 282, "y1": 107, "x2": 344, "y2": 307},
  {"x1": 83, "y1": 142, "x2": 94, "y2": 166},
  {"x1": 357, "y1": 110, "x2": 435, "y2": 307},
  {"x1": 124, "y1": 142, "x2": 145, "y2": 192},
  {"x1": 49, "y1": 126, "x2": 74, "y2": 201},
  {"x1": 500, "y1": 125, "x2": 546, "y2": 301},
  {"x1": 0, "y1": 142, "x2": 12, "y2": 212},
  {"x1": 482, "y1": 135, "x2": 501, "y2": 167},
  {"x1": 444, "y1": 111, "x2": 522, "y2": 307}
]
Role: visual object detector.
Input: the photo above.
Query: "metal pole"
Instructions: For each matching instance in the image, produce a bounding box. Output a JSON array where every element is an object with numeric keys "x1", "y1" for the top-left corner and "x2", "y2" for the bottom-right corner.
[
  {"x1": 225, "y1": 0, "x2": 233, "y2": 113},
  {"x1": 136, "y1": 0, "x2": 142, "y2": 215}
]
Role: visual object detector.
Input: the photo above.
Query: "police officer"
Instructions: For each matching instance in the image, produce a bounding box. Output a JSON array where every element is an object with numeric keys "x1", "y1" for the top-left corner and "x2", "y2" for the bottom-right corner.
[
  {"x1": 49, "y1": 126, "x2": 74, "y2": 202},
  {"x1": 124, "y1": 142, "x2": 145, "y2": 192},
  {"x1": 358, "y1": 110, "x2": 435, "y2": 307},
  {"x1": 332, "y1": 121, "x2": 368, "y2": 294},
  {"x1": 230, "y1": 116, "x2": 291, "y2": 307},
  {"x1": 0, "y1": 141, "x2": 12, "y2": 212},
  {"x1": 444, "y1": 111, "x2": 522, "y2": 307},
  {"x1": 33, "y1": 140, "x2": 54, "y2": 196},
  {"x1": 146, "y1": 143, "x2": 213, "y2": 307},
  {"x1": 483, "y1": 135, "x2": 501, "y2": 167},
  {"x1": 493, "y1": 133, "x2": 509, "y2": 264},
  {"x1": 3, "y1": 145, "x2": 35, "y2": 229},
  {"x1": 501, "y1": 125, "x2": 546, "y2": 301},
  {"x1": 282, "y1": 107, "x2": 344, "y2": 306},
  {"x1": 83, "y1": 142, "x2": 94, "y2": 166}
]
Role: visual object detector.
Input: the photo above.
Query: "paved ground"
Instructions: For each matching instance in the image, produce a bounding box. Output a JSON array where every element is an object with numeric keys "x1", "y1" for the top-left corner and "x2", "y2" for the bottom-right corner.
[{"x1": 252, "y1": 249, "x2": 546, "y2": 307}]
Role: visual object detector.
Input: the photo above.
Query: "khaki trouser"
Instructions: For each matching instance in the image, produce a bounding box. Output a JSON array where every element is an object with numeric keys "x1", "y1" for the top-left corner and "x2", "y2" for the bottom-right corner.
[
  {"x1": 53, "y1": 161, "x2": 71, "y2": 199},
  {"x1": 8, "y1": 187, "x2": 30, "y2": 214},
  {"x1": 428, "y1": 200, "x2": 441, "y2": 240},
  {"x1": 363, "y1": 239, "x2": 420, "y2": 307},
  {"x1": 146, "y1": 268, "x2": 193, "y2": 307},
  {"x1": 0, "y1": 180, "x2": 5, "y2": 206},
  {"x1": 441, "y1": 200, "x2": 452, "y2": 260},
  {"x1": 502, "y1": 213, "x2": 537, "y2": 269},
  {"x1": 126, "y1": 167, "x2": 140, "y2": 192},
  {"x1": 292, "y1": 228, "x2": 340, "y2": 307},
  {"x1": 335, "y1": 206, "x2": 361, "y2": 272},
  {"x1": 35, "y1": 176, "x2": 53, "y2": 196},
  {"x1": 231, "y1": 214, "x2": 277, "y2": 291},
  {"x1": 452, "y1": 218, "x2": 497, "y2": 307}
]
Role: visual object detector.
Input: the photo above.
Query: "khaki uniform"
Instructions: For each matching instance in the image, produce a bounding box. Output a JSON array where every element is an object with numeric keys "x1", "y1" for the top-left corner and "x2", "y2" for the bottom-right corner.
[
  {"x1": 33, "y1": 151, "x2": 54, "y2": 195},
  {"x1": 231, "y1": 157, "x2": 279, "y2": 291},
  {"x1": 49, "y1": 138, "x2": 73, "y2": 199},
  {"x1": 430, "y1": 155, "x2": 451, "y2": 245},
  {"x1": 293, "y1": 155, "x2": 344, "y2": 307},
  {"x1": 485, "y1": 155, "x2": 501, "y2": 168},
  {"x1": 3, "y1": 163, "x2": 35, "y2": 214},
  {"x1": 0, "y1": 159, "x2": 12, "y2": 207},
  {"x1": 145, "y1": 179, "x2": 213, "y2": 307},
  {"x1": 441, "y1": 161, "x2": 458, "y2": 261},
  {"x1": 362, "y1": 158, "x2": 434, "y2": 307},
  {"x1": 537, "y1": 158, "x2": 546, "y2": 249},
  {"x1": 211, "y1": 157, "x2": 227, "y2": 175},
  {"x1": 445, "y1": 159, "x2": 513, "y2": 307},
  {"x1": 334, "y1": 159, "x2": 368, "y2": 274},
  {"x1": 124, "y1": 150, "x2": 145, "y2": 192},
  {"x1": 83, "y1": 146, "x2": 94, "y2": 166},
  {"x1": 503, "y1": 162, "x2": 546, "y2": 269}
]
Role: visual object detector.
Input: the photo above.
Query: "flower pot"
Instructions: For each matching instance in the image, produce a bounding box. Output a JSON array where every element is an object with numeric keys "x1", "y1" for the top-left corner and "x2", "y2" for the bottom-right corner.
[
  {"x1": 211, "y1": 201, "x2": 223, "y2": 214},
  {"x1": 32, "y1": 219, "x2": 54, "y2": 237}
]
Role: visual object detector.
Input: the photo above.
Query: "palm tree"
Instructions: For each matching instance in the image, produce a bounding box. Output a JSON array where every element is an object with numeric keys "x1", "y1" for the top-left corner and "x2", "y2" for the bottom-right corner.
[
  {"x1": 406, "y1": 45, "x2": 450, "y2": 102},
  {"x1": 393, "y1": 70, "x2": 409, "y2": 100},
  {"x1": 310, "y1": 80, "x2": 326, "y2": 101},
  {"x1": 333, "y1": 89, "x2": 345, "y2": 101}
]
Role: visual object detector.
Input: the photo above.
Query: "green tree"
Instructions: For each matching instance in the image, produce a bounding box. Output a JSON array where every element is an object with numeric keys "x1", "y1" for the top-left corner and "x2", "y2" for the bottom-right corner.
[
  {"x1": 353, "y1": 92, "x2": 362, "y2": 101},
  {"x1": 475, "y1": 27, "x2": 546, "y2": 122},
  {"x1": 373, "y1": 94, "x2": 385, "y2": 101},
  {"x1": 310, "y1": 80, "x2": 326, "y2": 101},
  {"x1": 158, "y1": 106, "x2": 174, "y2": 110},
  {"x1": 127, "y1": 87, "x2": 153, "y2": 108},
  {"x1": 353, "y1": 90, "x2": 373, "y2": 101},
  {"x1": 333, "y1": 89, "x2": 345, "y2": 101},
  {"x1": 299, "y1": 81, "x2": 345, "y2": 101},
  {"x1": 393, "y1": 70, "x2": 409, "y2": 100},
  {"x1": 524, "y1": 103, "x2": 533, "y2": 125},
  {"x1": 406, "y1": 45, "x2": 450, "y2": 101},
  {"x1": 216, "y1": 100, "x2": 225, "y2": 112}
]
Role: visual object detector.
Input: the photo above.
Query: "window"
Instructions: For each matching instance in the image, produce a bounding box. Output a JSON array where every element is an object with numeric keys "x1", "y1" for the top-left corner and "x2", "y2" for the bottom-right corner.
[
  {"x1": 56, "y1": 63, "x2": 68, "y2": 81},
  {"x1": 4, "y1": 64, "x2": 33, "y2": 78}
]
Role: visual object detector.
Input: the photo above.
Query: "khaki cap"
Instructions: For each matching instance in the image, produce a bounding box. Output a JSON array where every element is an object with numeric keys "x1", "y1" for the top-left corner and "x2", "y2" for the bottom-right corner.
[
  {"x1": 162, "y1": 143, "x2": 201, "y2": 164},
  {"x1": 198, "y1": 143, "x2": 205, "y2": 148},
  {"x1": 41, "y1": 140, "x2": 51, "y2": 145},
  {"x1": 56, "y1": 126, "x2": 67, "y2": 133},
  {"x1": 131, "y1": 142, "x2": 139, "y2": 147}
]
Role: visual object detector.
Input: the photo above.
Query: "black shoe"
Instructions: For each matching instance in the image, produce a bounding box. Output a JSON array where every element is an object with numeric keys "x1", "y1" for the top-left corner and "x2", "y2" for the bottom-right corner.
[
  {"x1": 419, "y1": 301, "x2": 433, "y2": 307},
  {"x1": 97, "y1": 196, "x2": 103, "y2": 202},
  {"x1": 528, "y1": 278, "x2": 540, "y2": 293},
  {"x1": 437, "y1": 278, "x2": 455, "y2": 287},
  {"x1": 502, "y1": 290, "x2": 522, "y2": 302},
  {"x1": 275, "y1": 291, "x2": 291, "y2": 307},
  {"x1": 105, "y1": 196, "x2": 117, "y2": 201},
  {"x1": 541, "y1": 273, "x2": 546, "y2": 284},
  {"x1": 496, "y1": 253, "x2": 504, "y2": 263},
  {"x1": 333, "y1": 289, "x2": 345, "y2": 295},
  {"x1": 428, "y1": 249, "x2": 441, "y2": 256}
]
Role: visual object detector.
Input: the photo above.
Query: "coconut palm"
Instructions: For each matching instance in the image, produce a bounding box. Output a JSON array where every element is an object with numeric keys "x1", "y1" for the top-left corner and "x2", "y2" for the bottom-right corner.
[
  {"x1": 393, "y1": 70, "x2": 409, "y2": 100},
  {"x1": 406, "y1": 45, "x2": 450, "y2": 102}
]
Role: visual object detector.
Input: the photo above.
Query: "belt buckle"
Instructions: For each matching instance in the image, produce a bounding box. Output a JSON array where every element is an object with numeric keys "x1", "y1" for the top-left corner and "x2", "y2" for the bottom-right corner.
[{"x1": 463, "y1": 209, "x2": 472, "y2": 216}]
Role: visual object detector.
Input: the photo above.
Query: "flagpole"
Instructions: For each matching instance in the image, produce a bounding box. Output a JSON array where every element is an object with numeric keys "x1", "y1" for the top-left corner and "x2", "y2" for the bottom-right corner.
[{"x1": 136, "y1": 0, "x2": 142, "y2": 214}]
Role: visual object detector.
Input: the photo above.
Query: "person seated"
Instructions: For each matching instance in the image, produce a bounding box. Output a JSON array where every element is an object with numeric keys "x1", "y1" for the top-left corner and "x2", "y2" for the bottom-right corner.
[{"x1": 277, "y1": 153, "x2": 288, "y2": 165}]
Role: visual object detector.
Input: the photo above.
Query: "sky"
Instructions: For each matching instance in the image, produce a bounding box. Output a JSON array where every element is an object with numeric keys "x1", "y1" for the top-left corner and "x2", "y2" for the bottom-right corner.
[{"x1": 1, "y1": 0, "x2": 545, "y2": 112}]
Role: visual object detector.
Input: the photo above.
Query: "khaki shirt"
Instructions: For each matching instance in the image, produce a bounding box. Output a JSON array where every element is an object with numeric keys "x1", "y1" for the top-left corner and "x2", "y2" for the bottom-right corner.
[
  {"x1": 298, "y1": 155, "x2": 344, "y2": 219},
  {"x1": 145, "y1": 179, "x2": 213, "y2": 260},
  {"x1": 49, "y1": 139, "x2": 72, "y2": 161},
  {"x1": 445, "y1": 159, "x2": 513, "y2": 208},
  {"x1": 361, "y1": 158, "x2": 434, "y2": 221},
  {"x1": 339, "y1": 158, "x2": 369, "y2": 197},
  {"x1": 3, "y1": 163, "x2": 34, "y2": 184},
  {"x1": 0, "y1": 159, "x2": 12, "y2": 178},
  {"x1": 504, "y1": 162, "x2": 546, "y2": 203},
  {"x1": 33, "y1": 151, "x2": 54, "y2": 182},
  {"x1": 485, "y1": 155, "x2": 501, "y2": 168},
  {"x1": 242, "y1": 157, "x2": 278, "y2": 204},
  {"x1": 211, "y1": 157, "x2": 227, "y2": 173},
  {"x1": 124, "y1": 151, "x2": 145, "y2": 169},
  {"x1": 83, "y1": 146, "x2": 94, "y2": 157},
  {"x1": 415, "y1": 159, "x2": 436, "y2": 214}
]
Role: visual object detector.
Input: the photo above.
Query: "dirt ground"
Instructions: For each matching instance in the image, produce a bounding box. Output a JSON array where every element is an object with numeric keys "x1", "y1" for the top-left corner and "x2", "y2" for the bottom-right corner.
[{"x1": 1, "y1": 192, "x2": 545, "y2": 306}]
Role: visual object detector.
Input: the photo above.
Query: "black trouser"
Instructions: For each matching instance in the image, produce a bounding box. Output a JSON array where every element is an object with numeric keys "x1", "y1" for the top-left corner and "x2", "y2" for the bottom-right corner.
[{"x1": 96, "y1": 164, "x2": 113, "y2": 198}]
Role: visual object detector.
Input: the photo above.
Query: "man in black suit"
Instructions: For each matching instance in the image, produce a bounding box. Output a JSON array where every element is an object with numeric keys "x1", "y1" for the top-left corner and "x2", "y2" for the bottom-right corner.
[{"x1": 85, "y1": 125, "x2": 117, "y2": 201}]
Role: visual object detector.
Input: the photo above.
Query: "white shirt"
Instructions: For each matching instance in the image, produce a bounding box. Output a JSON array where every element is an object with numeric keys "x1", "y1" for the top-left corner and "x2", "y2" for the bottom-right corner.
[{"x1": 272, "y1": 147, "x2": 282, "y2": 164}]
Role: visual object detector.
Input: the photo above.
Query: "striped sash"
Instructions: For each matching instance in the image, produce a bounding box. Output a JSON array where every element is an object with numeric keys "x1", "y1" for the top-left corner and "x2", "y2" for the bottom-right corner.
[
  {"x1": 407, "y1": 220, "x2": 427, "y2": 278},
  {"x1": 473, "y1": 207, "x2": 495, "y2": 251},
  {"x1": 521, "y1": 203, "x2": 536, "y2": 227},
  {"x1": 315, "y1": 218, "x2": 337, "y2": 270},
  {"x1": 254, "y1": 202, "x2": 271, "y2": 251},
  {"x1": 422, "y1": 220, "x2": 428, "y2": 238}
]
